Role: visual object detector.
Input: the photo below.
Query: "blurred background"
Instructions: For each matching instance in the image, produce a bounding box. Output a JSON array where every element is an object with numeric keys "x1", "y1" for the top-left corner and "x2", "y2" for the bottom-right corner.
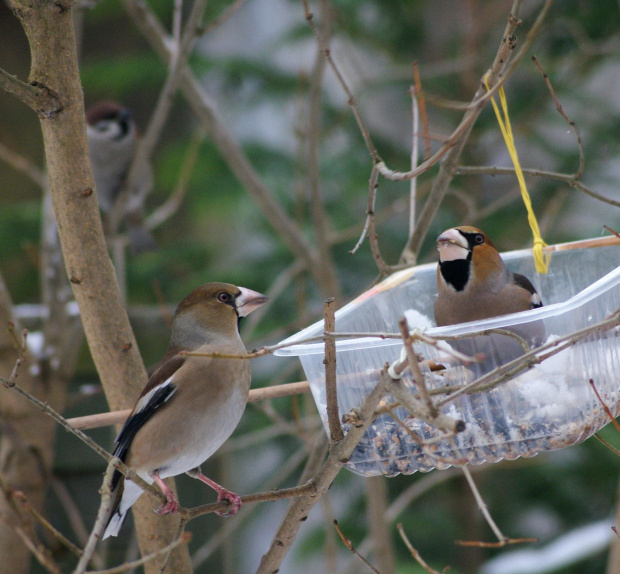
[{"x1": 1, "y1": 0, "x2": 620, "y2": 572}]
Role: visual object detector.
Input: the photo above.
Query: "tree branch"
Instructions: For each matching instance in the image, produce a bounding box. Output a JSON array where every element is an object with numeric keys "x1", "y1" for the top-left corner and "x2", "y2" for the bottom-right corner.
[{"x1": 0, "y1": 67, "x2": 62, "y2": 118}]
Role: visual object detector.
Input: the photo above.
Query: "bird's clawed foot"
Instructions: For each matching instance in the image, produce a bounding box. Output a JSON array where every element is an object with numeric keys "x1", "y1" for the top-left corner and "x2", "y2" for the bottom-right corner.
[
  {"x1": 216, "y1": 489, "x2": 242, "y2": 517},
  {"x1": 154, "y1": 491, "x2": 179, "y2": 515},
  {"x1": 187, "y1": 468, "x2": 242, "y2": 517},
  {"x1": 150, "y1": 472, "x2": 179, "y2": 515}
]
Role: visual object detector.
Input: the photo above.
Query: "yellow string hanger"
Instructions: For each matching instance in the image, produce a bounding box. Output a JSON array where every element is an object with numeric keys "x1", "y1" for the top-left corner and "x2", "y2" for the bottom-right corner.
[{"x1": 484, "y1": 76, "x2": 550, "y2": 274}]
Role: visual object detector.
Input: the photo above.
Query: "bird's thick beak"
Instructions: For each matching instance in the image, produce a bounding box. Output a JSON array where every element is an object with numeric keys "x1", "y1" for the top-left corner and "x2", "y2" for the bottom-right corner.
[
  {"x1": 236, "y1": 287, "x2": 269, "y2": 317},
  {"x1": 436, "y1": 228, "x2": 469, "y2": 261}
]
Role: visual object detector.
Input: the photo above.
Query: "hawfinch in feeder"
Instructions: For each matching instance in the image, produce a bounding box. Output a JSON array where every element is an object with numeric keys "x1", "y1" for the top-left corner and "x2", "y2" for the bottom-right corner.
[
  {"x1": 102, "y1": 283, "x2": 268, "y2": 538},
  {"x1": 434, "y1": 226, "x2": 544, "y2": 368}
]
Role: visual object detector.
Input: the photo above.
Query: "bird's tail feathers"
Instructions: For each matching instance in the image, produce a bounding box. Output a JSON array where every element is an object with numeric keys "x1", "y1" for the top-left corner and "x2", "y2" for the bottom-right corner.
[{"x1": 102, "y1": 475, "x2": 146, "y2": 539}]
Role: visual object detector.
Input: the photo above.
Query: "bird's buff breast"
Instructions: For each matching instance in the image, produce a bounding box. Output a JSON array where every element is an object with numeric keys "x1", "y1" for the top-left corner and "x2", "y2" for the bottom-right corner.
[{"x1": 129, "y1": 364, "x2": 250, "y2": 478}]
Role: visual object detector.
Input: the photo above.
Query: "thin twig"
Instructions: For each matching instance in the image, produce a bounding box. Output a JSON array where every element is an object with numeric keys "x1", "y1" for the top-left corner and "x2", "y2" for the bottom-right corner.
[
  {"x1": 73, "y1": 463, "x2": 116, "y2": 574},
  {"x1": 0, "y1": 142, "x2": 47, "y2": 188},
  {"x1": 87, "y1": 533, "x2": 191, "y2": 574},
  {"x1": 301, "y1": 0, "x2": 379, "y2": 161},
  {"x1": 121, "y1": 0, "x2": 329, "y2": 294},
  {"x1": 305, "y1": 0, "x2": 341, "y2": 299},
  {"x1": 66, "y1": 381, "x2": 311, "y2": 430},
  {"x1": 604, "y1": 225, "x2": 620, "y2": 239},
  {"x1": 202, "y1": 0, "x2": 247, "y2": 34},
  {"x1": 51, "y1": 478, "x2": 104, "y2": 567},
  {"x1": 592, "y1": 434, "x2": 620, "y2": 457},
  {"x1": 191, "y1": 438, "x2": 314, "y2": 568},
  {"x1": 532, "y1": 55, "x2": 584, "y2": 180},
  {"x1": 400, "y1": 82, "x2": 420, "y2": 266},
  {"x1": 334, "y1": 520, "x2": 382, "y2": 574},
  {"x1": 412, "y1": 61, "x2": 430, "y2": 160},
  {"x1": 350, "y1": 164, "x2": 377, "y2": 257},
  {"x1": 146, "y1": 128, "x2": 205, "y2": 231},
  {"x1": 589, "y1": 378, "x2": 620, "y2": 433},
  {"x1": 454, "y1": 165, "x2": 620, "y2": 208},
  {"x1": 324, "y1": 298, "x2": 343, "y2": 442},
  {"x1": 398, "y1": 317, "x2": 436, "y2": 417},
  {"x1": 436, "y1": 306, "x2": 620, "y2": 408},
  {"x1": 460, "y1": 465, "x2": 507, "y2": 544},
  {"x1": 10, "y1": 523, "x2": 62, "y2": 574},
  {"x1": 1, "y1": 482, "x2": 84, "y2": 560},
  {"x1": 182, "y1": 481, "x2": 317, "y2": 520},
  {"x1": 111, "y1": 0, "x2": 208, "y2": 234},
  {"x1": 0, "y1": 374, "x2": 167, "y2": 506},
  {"x1": 397, "y1": 524, "x2": 445, "y2": 574},
  {"x1": 366, "y1": 166, "x2": 391, "y2": 275}
]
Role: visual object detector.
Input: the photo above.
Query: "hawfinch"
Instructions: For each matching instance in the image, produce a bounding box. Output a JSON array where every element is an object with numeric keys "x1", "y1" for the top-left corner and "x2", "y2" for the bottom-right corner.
[
  {"x1": 86, "y1": 101, "x2": 155, "y2": 253},
  {"x1": 434, "y1": 226, "x2": 544, "y2": 368},
  {"x1": 102, "y1": 283, "x2": 268, "y2": 538}
]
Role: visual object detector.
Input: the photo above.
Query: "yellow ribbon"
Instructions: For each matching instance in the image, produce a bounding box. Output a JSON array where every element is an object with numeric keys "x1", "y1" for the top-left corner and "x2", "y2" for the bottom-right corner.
[{"x1": 485, "y1": 77, "x2": 550, "y2": 274}]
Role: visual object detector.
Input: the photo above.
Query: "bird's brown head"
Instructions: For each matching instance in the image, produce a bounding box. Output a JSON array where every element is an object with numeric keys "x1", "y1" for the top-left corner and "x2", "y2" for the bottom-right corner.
[
  {"x1": 170, "y1": 283, "x2": 269, "y2": 352},
  {"x1": 86, "y1": 101, "x2": 133, "y2": 140},
  {"x1": 436, "y1": 226, "x2": 504, "y2": 292}
]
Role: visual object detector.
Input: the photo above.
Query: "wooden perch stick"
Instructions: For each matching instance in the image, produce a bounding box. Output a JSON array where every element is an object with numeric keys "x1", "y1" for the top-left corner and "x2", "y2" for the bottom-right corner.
[
  {"x1": 67, "y1": 381, "x2": 310, "y2": 430},
  {"x1": 543, "y1": 234, "x2": 620, "y2": 252}
]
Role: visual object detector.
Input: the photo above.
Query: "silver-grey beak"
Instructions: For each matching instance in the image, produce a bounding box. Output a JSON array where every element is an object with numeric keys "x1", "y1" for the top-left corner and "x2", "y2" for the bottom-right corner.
[{"x1": 236, "y1": 287, "x2": 269, "y2": 317}]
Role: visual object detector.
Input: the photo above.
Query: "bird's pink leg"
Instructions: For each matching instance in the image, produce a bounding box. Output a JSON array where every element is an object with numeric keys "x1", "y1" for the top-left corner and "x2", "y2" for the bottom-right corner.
[
  {"x1": 150, "y1": 472, "x2": 179, "y2": 515},
  {"x1": 187, "y1": 468, "x2": 241, "y2": 517}
]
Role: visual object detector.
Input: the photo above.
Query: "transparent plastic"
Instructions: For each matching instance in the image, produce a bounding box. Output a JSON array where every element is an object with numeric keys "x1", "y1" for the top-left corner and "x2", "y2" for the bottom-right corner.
[{"x1": 276, "y1": 243, "x2": 620, "y2": 477}]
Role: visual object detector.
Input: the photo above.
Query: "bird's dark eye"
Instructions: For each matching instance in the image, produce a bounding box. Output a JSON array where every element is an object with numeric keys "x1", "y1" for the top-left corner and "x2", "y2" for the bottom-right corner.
[
  {"x1": 217, "y1": 292, "x2": 231, "y2": 303},
  {"x1": 474, "y1": 234, "x2": 485, "y2": 245}
]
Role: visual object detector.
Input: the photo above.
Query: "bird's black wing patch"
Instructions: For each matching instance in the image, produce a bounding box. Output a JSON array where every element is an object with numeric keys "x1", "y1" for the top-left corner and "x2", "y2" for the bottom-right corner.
[
  {"x1": 109, "y1": 355, "x2": 185, "y2": 491},
  {"x1": 513, "y1": 273, "x2": 543, "y2": 309}
]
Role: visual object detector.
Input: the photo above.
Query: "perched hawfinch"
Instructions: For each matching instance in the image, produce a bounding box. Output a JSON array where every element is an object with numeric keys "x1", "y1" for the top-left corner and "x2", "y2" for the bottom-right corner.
[
  {"x1": 434, "y1": 226, "x2": 544, "y2": 368},
  {"x1": 86, "y1": 101, "x2": 155, "y2": 253},
  {"x1": 102, "y1": 283, "x2": 268, "y2": 539}
]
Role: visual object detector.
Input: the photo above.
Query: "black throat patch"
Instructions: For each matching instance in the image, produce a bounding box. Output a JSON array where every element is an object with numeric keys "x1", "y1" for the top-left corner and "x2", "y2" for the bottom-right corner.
[{"x1": 439, "y1": 257, "x2": 471, "y2": 292}]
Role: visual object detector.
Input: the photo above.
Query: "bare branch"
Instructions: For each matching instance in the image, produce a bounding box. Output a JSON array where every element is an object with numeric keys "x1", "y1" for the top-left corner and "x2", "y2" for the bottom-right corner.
[
  {"x1": 86, "y1": 533, "x2": 191, "y2": 574},
  {"x1": 0, "y1": 373, "x2": 167, "y2": 507},
  {"x1": 110, "y1": 0, "x2": 208, "y2": 234},
  {"x1": 0, "y1": 480, "x2": 83, "y2": 561},
  {"x1": 73, "y1": 463, "x2": 116, "y2": 574},
  {"x1": 324, "y1": 298, "x2": 343, "y2": 442},
  {"x1": 454, "y1": 165, "x2": 620, "y2": 208},
  {"x1": 183, "y1": 482, "x2": 317, "y2": 520},
  {"x1": 460, "y1": 465, "x2": 507, "y2": 544},
  {"x1": 146, "y1": 128, "x2": 205, "y2": 230},
  {"x1": 334, "y1": 520, "x2": 382, "y2": 574},
  {"x1": 532, "y1": 55, "x2": 584, "y2": 180},
  {"x1": 305, "y1": 0, "x2": 341, "y2": 299},
  {"x1": 397, "y1": 524, "x2": 445, "y2": 574},
  {"x1": 0, "y1": 68, "x2": 63, "y2": 119},
  {"x1": 301, "y1": 0, "x2": 379, "y2": 162},
  {"x1": 66, "y1": 380, "x2": 311, "y2": 430},
  {"x1": 0, "y1": 142, "x2": 47, "y2": 188}
]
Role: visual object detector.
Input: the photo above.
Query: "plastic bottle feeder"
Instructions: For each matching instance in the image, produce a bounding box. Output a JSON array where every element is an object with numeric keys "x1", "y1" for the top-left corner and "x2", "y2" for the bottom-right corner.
[{"x1": 276, "y1": 237, "x2": 620, "y2": 477}]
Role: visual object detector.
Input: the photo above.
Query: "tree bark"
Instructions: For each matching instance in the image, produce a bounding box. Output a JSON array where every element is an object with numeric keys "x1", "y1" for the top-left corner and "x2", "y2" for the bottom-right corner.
[
  {"x1": 4, "y1": 0, "x2": 193, "y2": 571},
  {"x1": 0, "y1": 274, "x2": 62, "y2": 574}
]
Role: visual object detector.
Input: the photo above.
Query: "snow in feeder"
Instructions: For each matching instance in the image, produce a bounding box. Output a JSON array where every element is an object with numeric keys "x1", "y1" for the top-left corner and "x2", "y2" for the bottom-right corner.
[{"x1": 276, "y1": 236, "x2": 620, "y2": 477}]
